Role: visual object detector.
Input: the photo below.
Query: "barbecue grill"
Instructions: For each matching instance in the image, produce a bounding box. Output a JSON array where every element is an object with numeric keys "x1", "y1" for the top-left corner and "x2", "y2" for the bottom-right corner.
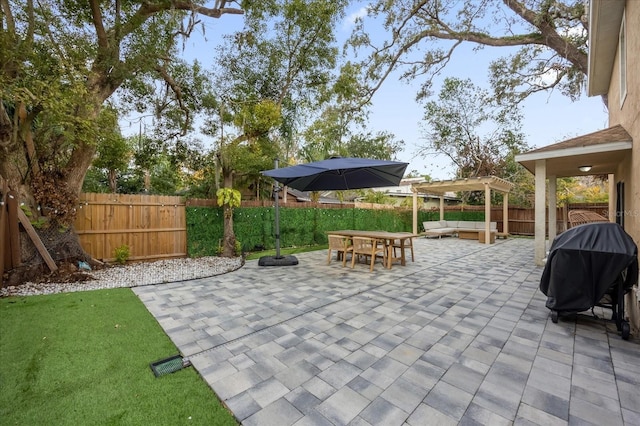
[{"x1": 539, "y1": 222, "x2": 638, "y2": 340}]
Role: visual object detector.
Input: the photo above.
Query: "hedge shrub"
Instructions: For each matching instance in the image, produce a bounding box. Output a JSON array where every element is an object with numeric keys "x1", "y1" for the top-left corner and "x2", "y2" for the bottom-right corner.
[{"x1": 186, "y1": 206, "x2": 486, "y2": 256}]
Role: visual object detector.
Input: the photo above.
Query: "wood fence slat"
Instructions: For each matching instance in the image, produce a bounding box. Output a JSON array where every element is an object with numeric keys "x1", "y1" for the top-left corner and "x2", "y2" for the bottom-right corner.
[{"x1": 74, "y1": 193, "x2": 188, "y2": 262}]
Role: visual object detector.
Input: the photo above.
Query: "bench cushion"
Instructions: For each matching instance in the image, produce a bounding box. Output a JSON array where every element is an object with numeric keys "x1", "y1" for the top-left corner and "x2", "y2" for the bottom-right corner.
[
  {"x1": 422, "y1": 220, "x2": 497, "y2": 233},
  {"x1": 423, "y1": 221, "x2": 444, "y2": 230}
]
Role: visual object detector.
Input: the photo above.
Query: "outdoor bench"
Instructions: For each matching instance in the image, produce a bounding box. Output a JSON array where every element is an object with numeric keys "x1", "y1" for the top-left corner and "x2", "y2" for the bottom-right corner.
[{"x1": 422, "y1": 220, "x2": 498, "y2": 242}]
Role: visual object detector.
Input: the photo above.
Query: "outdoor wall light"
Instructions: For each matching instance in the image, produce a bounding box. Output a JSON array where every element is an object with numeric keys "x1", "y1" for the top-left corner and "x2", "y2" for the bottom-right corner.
[{"x1": 578, "y1": 165, "x2": 592, "y2": 172}]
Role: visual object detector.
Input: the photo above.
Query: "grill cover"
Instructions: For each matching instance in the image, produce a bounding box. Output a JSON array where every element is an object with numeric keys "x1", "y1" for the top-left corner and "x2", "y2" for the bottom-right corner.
[{"x1": 540, "y1": 222, "x2": 638, "y2": 312}]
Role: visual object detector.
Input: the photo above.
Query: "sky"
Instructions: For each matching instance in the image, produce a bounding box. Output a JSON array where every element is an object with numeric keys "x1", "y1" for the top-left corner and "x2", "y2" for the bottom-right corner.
[{"x1": 124, "y1": 2, "x2": 610, "y2": 181}]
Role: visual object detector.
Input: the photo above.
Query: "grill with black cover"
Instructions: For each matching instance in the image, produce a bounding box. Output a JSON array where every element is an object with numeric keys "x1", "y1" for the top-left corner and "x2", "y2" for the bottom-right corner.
[{"x1": 539, "y1": 222, "x2": 638, "y2": 340}]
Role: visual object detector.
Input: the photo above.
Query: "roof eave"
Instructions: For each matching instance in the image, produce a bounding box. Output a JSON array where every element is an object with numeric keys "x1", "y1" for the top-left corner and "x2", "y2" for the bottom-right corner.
[
  {"x1": 515, "y1": 140, "x2": 633, "y2": 163},
  {"x1": 587, "y1": 0, "x2": 626, "y2": 96}
]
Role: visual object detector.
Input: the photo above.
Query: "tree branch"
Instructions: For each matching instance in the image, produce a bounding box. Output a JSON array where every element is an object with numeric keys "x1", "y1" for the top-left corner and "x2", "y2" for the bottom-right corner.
[
  {"x1": 119, "y1": 1, "x2": 243, "y2": 40},
  {"x1": 154, "y1": 64, "x2": 190, "y2": 136},
  {"x1": 503, "y1": 0, "x2": 587, "y2": 74},
  {"x1": 349, "y1": 0, "x2": 590, "y2": 110},
  {"x1": 88, "y1": 0, "x2": 109, "y2": 50},
  {"x1": 1, "y1": 0, "x2": 15, "y2": 35}
]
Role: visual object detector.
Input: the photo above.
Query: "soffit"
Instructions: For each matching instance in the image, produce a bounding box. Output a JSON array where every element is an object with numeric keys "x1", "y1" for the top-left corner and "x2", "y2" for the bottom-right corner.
[
  {"x1": 515, "y1": 125, "x2": 633, "y2": 177},
  {"x1": 587, "y1": 0, "x2": 625, "y2": 96}
]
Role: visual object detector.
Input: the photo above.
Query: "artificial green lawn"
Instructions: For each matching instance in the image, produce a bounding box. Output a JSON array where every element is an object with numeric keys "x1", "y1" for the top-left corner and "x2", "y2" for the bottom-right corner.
[{"x1": 0, "y1": 289, "x2": 238, "y2": 426}]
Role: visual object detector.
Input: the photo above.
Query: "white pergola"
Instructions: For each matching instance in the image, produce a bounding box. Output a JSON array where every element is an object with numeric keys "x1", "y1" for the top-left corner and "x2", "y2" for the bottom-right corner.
[
  {"x1": 515, "y1": 125, "x2": 633, "y2": 265},
  {"x1": 411, "y1": 176, "x2": 514, "y2": 245}
]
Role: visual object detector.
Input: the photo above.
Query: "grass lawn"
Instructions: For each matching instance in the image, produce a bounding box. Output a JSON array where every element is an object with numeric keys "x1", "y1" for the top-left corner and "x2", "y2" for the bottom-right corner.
[{"x1": 0, "y1": 289, "x2": 238, "y2": 426}]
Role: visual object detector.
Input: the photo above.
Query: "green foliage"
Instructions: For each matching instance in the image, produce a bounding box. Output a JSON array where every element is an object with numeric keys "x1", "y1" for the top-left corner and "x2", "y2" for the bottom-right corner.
[
  {"x1": 20, "y1": 205, "x2": 32, "y2": 217},
  {"x1": 186, "y1": 205, "x2": 485, "y2": 253},
  {"x1": 202, "y1": 0, "x2": 348, "y2": 200},
  {"x1": 420, "y1": 77, "x2": 530, "y2": 202},
  {"x1": 114, "y1": 245, "x2": 130, "y2": 265},
  {"x1": 0, "y1": 0, "x2": 246, "y2": 228},
  {"x1": 82, "y1": 168, "x2": 110, "y2": 193},
  {"x1": 215, "y1": 238, "x2": 243, "y2": 257},
  {"x1": 91, "y1": 107, "x2": 132, "y2": 192},
  {"x1": 343, "y1": 131, "x2": 404, "y2": 161},
  {"x1": 186, "y1": 208, "x2": 224, "y2": 257},
  {"x1": 401, "y1": 196, "x2": 421, "y2": 209},
  {"x1": 216, "y1": 188, "x2": 241, "y2": 209},
  {"x1": 30, "y1": 217, "x2": 48, "y2": 229},
  {"x1": 299, "y1": 62, "x2": 404, "y2": 162},
  {"x1": 359, "y1": 190, "x2": 392, "y2": 205}
]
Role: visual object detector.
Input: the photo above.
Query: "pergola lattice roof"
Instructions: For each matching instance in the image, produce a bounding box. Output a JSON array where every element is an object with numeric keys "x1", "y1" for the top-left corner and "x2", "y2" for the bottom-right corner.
[{"x1": 412, "y1": 176, "x2": 514, "y2": 195}]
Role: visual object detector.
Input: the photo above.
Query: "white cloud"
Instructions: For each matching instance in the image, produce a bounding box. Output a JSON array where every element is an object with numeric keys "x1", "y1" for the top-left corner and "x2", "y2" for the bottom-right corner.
[
  {"x1": 561, "y1": 24, "x2": 586, "y2": 39},
  {"x1": 342, "y1": 6, "x2": 369, "y2": 31}
]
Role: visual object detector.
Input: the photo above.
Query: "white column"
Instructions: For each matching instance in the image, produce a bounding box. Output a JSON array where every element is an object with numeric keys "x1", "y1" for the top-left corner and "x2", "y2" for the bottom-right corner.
[
  {"x1": 503, "y1": 193, "x2": 509, "y2": 235},
  {"x1": 534, "y1": 160, "x2": 547, "y2": 265},
  {"x1": 439, "y1": 196, "x2": 444, "y2": 221},
  {"x1": 484, "y1": 183, "x2": 491, "y2": 245},
  {"x1": 608, "y1": 173, "x2": 616, "y2": 222},
  {"x1": 548, "y1": 176, "x2": 557, "y2": 243}
]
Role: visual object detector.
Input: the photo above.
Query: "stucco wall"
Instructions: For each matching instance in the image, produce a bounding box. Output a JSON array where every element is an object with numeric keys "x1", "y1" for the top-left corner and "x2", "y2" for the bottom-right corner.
[{"x1": 607, "y1": 0, "x2": 640, "y2": 333}]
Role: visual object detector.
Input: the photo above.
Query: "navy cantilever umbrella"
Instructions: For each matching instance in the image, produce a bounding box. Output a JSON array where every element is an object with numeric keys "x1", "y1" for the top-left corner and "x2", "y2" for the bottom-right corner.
[
  {"x1": 258, "y1": 157, "x2": 408, "y2": 266},
  {"x1": 262, "y1": 157, "x2": 409, "y2": 191}
]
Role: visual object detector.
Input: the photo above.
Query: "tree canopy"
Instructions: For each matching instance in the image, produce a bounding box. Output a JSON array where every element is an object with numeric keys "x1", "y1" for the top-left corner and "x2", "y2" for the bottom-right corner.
[
  {"x1": 346, "y1": 0, "x2": 591, "y2": 107},
  {"x1": 1, "y1": 0, "x2": 244, "y2": 224},
  {"x1": 420, "y1": 77, "x2": 531, "y2": 203}
]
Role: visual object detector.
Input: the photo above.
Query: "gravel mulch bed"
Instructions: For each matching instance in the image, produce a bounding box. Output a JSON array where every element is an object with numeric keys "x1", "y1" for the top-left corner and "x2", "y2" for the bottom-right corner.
[{"x1": 1, "y1": 256, "x2": 244, "y2": 297}]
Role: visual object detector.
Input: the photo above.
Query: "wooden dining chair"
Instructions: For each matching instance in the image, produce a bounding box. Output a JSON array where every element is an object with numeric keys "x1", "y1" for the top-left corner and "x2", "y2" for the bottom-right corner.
[
  {"x1": 392, "y1": 237, "x2": 414, "y2": 265},
  {"x1": 350, "y1": 236, "x2": 386, "y2": 272},
  {"x1": 327, "y1": 235, "x2": 352, "y2": 266}
]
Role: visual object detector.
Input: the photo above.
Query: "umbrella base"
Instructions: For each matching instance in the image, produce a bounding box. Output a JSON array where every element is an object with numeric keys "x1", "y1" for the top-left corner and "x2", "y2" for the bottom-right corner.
[{"x1": 258, "y1": 255, "x2": 299, "y2": 267}]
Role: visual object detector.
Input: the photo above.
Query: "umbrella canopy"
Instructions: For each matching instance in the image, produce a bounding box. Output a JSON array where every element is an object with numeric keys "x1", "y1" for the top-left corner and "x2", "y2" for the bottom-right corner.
[{"x1": 261, "y1": 157, "x2": 409, "y2": 191}]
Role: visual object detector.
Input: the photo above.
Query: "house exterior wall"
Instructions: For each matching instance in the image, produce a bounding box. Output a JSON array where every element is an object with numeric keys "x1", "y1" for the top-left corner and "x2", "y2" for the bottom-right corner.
[{"x1": 606, "y1": 0, "x2": 640, "y2": 332}]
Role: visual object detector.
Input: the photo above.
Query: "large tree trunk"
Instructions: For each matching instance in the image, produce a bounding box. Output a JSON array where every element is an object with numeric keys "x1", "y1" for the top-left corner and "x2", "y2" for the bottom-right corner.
[
  {"x1": 221, "y1": 169, "x2": 237, "y2": 258},
  {"x1": 0, "y1": 97, "x2": 101, "y2": 283}
]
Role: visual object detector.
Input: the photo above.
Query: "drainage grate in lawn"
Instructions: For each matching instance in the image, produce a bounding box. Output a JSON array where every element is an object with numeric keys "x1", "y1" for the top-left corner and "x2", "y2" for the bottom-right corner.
[{"x1": 150, "y1": 355, "x2": 190, "y2": 377}]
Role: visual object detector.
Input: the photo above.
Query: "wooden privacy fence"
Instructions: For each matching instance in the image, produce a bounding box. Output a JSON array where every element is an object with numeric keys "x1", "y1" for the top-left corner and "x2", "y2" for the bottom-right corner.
[
  {"x1": 433, "y1": 203, "x2": 609, "y2": 236},
  {"x1": 73, "y1": 193, "x2": 609, "y2": 262},
  {"x1": 74, "y1": 193, "x2": 187, "y2": 262}
]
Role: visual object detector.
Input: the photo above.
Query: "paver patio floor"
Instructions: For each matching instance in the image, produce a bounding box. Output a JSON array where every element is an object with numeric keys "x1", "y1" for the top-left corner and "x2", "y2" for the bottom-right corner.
[{"x1": 134, "y1": 237, "x2": 640, "y2": 425}]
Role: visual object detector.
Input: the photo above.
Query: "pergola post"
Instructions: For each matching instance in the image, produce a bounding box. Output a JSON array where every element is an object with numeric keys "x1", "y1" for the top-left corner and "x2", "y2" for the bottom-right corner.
[
  {"x1": 548, "y1": 176, "x2": 557, "y2": 243},
  {"x1": 412, "y1": 188, "x2": 418, "y2": 234},
  {"x1": 439, "y1": 196, "x2": 444, "y2": 221},
  {"x1": 484, "y1": 183, "x2": 491, "y2": 245},
  {"x1": 534, "y1": 160, "x2": 547, "y2": 265},
  {"x1": 503, "y1": 193, "x2": 509, "y2": 235}
]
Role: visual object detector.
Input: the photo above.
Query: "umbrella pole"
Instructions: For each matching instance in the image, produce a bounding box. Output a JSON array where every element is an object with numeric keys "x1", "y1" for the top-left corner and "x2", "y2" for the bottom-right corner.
[
  {"x1": 258, "y1": 159, "x2": 298, "y2": 267},
  {"x1": 274, "y1": 176, "x2": 281, "y2": 257}
]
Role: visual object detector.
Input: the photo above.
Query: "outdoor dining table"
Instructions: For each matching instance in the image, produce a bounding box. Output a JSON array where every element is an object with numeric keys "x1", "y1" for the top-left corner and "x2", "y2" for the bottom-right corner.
[{"x1": 327, "y1": 230, "x2": 418, "y2": 269}]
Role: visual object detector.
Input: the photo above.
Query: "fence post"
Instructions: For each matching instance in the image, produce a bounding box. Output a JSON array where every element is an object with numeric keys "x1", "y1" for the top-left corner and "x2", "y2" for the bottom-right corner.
[{"x1": 0, "y1": 188, "x2": 6, "y2": 287}]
